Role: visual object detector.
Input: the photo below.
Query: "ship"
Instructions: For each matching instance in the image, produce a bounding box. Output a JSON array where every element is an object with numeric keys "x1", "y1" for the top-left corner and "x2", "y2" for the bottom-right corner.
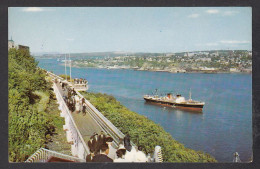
[{"x1": 143, "y1": 89, "x2": 205, "y2": 110}]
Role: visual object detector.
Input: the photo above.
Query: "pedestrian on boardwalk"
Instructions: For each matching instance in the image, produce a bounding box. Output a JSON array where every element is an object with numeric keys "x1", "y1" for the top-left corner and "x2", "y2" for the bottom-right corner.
[
  {"x1": 86, "y1": 152, "x2": 94, "y2": 162},
  {"x1": 124, "y1": 134, "x2": 137, "y2": 162},
  {"x1": 68, "y1": 97, "x2": 74, "y2": 112},
  {"x1": 114, "y1": 143, "x2": 127, "y2": 162},
  {"x1": 105, "y1": 136, "x2": 115, "y2": 159},
  {"x1": 124, "y1": 134, "x2": 132, "y2": 152},
  {"x1": 92, "y1": 143, "x2": 113, "y2": 162},
  {"x1": 98, "y1": 131, "x2": 106, "y2": 145},
  {"x1": 63, "y1": 95, "x2": 68, "y2": 104},
  {"x1": 72, "y1": 96, "x2": 76, "y2": 112},
  {"x1": 67, "y1": 88, "x2": 71, "y2": 99},
  {"x1": 91, "y1": 132, "x2": 99, "y2": 155},
  {"x1": 135, "y1": 146, "x2": 148, "y2": 162},
  {"x1": 82, "y1": 98, "x2": 87, "y2": 116},
  {"x1": 75, "y1": 95, "x2": 80, "y2": 113},
  {"x1": 96, "y1": 131, "x2": 106, "y2": 153},
  {"x1": 88, "y1": 134, "x2": 96, "y2": 154},
  {"x1": 61, "y1": 82, "x2": 65, "y2": 90},
  {"x1": 72, "y1": 88, "x2": 76, "y2": 96}
]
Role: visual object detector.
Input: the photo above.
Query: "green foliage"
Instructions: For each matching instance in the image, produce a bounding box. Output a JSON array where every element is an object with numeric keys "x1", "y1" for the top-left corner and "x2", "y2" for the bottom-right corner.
[
  {"x1": 80, "y1": 92, "x2": 217, "y2": 162},
  {"x1": 8, "y1": 48, "x2": 58, "y2": 162}
]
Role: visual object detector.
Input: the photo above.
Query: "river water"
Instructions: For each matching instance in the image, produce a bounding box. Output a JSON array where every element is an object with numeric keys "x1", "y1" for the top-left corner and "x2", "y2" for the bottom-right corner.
[{"x1": 37, "y1": 58, "x2": 252, "y2": 162}]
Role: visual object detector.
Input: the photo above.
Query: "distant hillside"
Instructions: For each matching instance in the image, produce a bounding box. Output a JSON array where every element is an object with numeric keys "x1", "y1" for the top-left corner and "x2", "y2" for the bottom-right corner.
[
  {"x1": 32, "y1": 51, "x2": 165, "y2": 59},
  {"x1": 32, "y1": 50, "x2": 251, "y2": 60}
]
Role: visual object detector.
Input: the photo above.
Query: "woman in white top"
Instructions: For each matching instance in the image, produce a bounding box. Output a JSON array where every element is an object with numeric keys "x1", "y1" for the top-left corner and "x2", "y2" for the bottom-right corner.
[
  {"x1": 123, "y1": 134, "x2": 137, "y2": 162},
  {"x1": 124, "y1": 146, "x2": 137, "y2": 162},
  {"x1": 114, "y1": 144, "x2": 127, "y2": 162},
  {"x1": 135, "y1": 146, "x2": 148, "y2": 162},
  {"x1": 75, "y1": 95, "x2": 80, "y2": 113}
]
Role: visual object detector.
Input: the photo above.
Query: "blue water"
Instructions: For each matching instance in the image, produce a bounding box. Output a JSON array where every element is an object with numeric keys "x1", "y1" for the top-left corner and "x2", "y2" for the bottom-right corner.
[{"x1": 37, "y1": 58, "x2": 252, "y2": 162}]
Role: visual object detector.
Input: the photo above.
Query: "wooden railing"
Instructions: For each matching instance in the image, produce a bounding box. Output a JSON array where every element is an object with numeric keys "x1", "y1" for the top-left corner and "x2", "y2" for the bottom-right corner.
[{"x1": 76, "y1": 91, "x2": 126, "y2": 146}]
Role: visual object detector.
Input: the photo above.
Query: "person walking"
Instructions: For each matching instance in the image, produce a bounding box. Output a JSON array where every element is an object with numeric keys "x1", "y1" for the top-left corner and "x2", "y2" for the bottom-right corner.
[
  {"x1": 62, "y1": 82, "x2": 65, "y2": 90},
  {"x1": 92, "y1": 144, "x2": 113, "y2": 162},
  {"x1": 96, "y1": 131, "x2": 106, "y2": 154},
  {"x1": 86, "y1": 152, "x2": 94, "y2": 162},
  {"x1": 114, "y1": 143, "x2": 127, "y2": 162},
  {"x1": 88, "y1": 134, "x2": 96, "y2": 154},
  {"x1": 75, "y1": 95, "x2": 80, "y2": 113},
  {"x1": 82, "y1": 98, "x2": 87, "y2": 116},
  {"x1": 98, "y1": 131, "x2": 106, "y2": 145},
  {"x1": 124, "y1": 134, "x2": 137, "y2": 162},
  {"x1": 72, "y1": 88, "x2": 76, "y2": 96},
  {"x1": 135, "y1": 146, "x2": 148, "y2": 162},
  {"x1": 91, "y1": 132, "x2": 99, "y2": 155},
  {"x1": 105, "y1": 136, "x2": 115, "y2": 159}
]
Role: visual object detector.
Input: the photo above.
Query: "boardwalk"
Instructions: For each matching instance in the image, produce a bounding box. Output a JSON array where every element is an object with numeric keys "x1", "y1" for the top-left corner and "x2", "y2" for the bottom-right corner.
[
  {"x1": 56, "y1": 81, "x2": 102, "y2": 141},
  {"x1": 55, "y1": 81, "x2": 117, "y2": 159}
]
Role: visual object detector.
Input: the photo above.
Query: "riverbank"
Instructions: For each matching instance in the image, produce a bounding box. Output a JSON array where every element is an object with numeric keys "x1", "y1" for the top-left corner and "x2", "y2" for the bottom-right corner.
[
  {"x1": 80, "y1": 91, "x2": 217, "y2": 162},
  {"x1": 62, "y1": 63, "x2": 251, "y2": 74}
]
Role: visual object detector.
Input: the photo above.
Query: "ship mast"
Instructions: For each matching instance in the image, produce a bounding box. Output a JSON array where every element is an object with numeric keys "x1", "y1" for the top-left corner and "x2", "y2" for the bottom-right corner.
[
  {"x1": 155, "y1": 89, "x2": 158, "y2": 96},
  {"x1": 189, "y1": 88, "x2": 192, "y2": 100}
]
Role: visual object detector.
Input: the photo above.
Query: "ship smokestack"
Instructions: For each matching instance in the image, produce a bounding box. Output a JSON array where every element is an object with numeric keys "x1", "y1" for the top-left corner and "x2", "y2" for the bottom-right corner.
[{"x1": 167, "y1": 93, "x2": 172, "y2": 99}]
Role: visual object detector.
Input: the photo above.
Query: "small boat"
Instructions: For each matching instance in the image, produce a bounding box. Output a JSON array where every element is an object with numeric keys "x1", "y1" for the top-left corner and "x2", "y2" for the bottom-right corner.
[{"x1": 143, "y1": 89, "x2": 205, "y2": 111}]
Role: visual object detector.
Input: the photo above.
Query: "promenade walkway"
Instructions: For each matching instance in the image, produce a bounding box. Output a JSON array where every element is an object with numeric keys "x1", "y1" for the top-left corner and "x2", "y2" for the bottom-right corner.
[
  {"x1": 55, "y1": 80, "x2": 117, "y2": 159},
  {"x1": 56, "y1": 82, "x2": 102, "y2": 141}
]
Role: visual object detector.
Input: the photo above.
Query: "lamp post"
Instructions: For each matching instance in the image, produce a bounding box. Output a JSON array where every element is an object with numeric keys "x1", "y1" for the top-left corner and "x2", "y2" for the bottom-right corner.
[{"x1": 65, "y1": 53, "x2": 67, "y2": 81}]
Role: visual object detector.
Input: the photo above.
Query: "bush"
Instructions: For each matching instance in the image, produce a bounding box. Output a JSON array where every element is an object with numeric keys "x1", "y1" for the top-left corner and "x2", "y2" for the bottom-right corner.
[{"x1": 8, "y1": 48, "x2": 55, "y2": 162}]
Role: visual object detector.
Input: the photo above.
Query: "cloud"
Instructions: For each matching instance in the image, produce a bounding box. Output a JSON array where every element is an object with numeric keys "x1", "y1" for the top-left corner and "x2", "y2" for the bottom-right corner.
[
  {"x1": 205, "y1": 43, "x2": 218, "y2": 46},
  {"x1": 195, "y1": 43, "x2": 219, "y2": 46},
  {"x1": 22, "y1": 7, "x2": 54, "y2": 12},
  {"x1": 206, "y1": 9, "x2": 219, "y2": 14},
  {"x1": 188, "y1": 14, "x2": 199, "y2": 18},
  {"x1": 219, "y1": 40, "x2": 250, "y2": 44},
  {"x1": 22, "y1": 7, "x2": 44, "y2": 12},
  {"x1": 222, "y1": 11, "x2": 239, "y2": 16},
  {"x1": 66, "y1": 38, "x2": 74, "y2": 41}
]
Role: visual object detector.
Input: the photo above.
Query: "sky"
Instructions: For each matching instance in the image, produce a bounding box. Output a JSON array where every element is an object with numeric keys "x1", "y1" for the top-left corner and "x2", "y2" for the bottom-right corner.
[{"x1": 8, "y1": 7, "x2": 252, "y2": 53}]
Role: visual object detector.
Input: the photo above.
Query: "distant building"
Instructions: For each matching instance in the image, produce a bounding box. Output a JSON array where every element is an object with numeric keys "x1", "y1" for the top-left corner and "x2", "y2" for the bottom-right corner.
[
  {"x1": 8, "y1": 38, "x2": 17, "y2": 50},
  {"x1": 18, "y1": 45, "x2": 30, "y2": 51},
  {"x1": 200, "y1": 67, "x2": 216, "y2": 71},
  {"x1": 230, "y1": 68, "x2": 240, "y2": 72},
  {"x1": 184, "y1": 52, "x2": 195, "y2": 57},
  {"x1": 196, "y1": 58, "x2": 211, "y2": 62},
  {"x1": 8, "y1": 38, "x2": 30, "y2": 51},
  {"x1": 210, "y1": 51, "x2": 219, "y2": 57},
  {"x1": 199, "y1": 51, "x2": 209, "y2": 55},
  {"x1": 166, "y1": 53, "x2": 175, "y2": 57}
]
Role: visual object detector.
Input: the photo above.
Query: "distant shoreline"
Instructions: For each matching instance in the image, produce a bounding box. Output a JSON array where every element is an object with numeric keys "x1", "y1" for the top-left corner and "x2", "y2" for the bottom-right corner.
[{"x1": 60, "y1": 63, "x2": 251, "y2": 74}]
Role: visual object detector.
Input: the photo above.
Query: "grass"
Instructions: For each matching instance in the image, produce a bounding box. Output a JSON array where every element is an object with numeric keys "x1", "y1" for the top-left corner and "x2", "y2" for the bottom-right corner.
[{"x1": 33, "y1": 91, "x2": 50, "y2": 112}]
